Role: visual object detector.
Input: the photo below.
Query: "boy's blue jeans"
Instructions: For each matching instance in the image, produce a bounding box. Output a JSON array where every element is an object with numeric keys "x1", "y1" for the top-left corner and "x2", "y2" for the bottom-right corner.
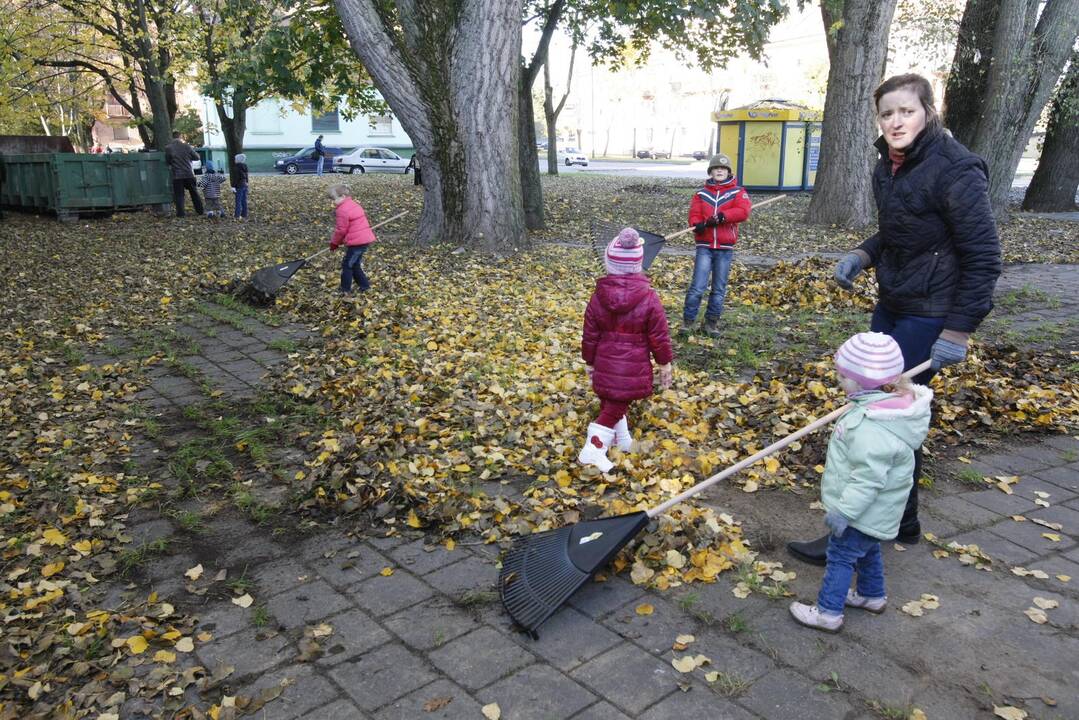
[
  {"x1": 683, "y1": 246, "x2": 733, "y2": 323},
  {"x1": 234, "y1": 186, "x2": 248, "y2": 218},
  {"x1": 817, "y1": 526, "x2": 885, "y2": 615},
  {"x1": 340, "y1": 245, "x2": 370, "y2": 293},
  {"x1": 317, "y1": 156, "x2": 325, "y2": 175}
]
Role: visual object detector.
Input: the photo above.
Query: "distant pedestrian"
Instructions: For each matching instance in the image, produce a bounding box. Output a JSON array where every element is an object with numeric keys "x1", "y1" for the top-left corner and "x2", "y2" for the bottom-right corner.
[
  {"x1": 681, "y1": 154, "x2": 752, "y2": 336},
  {"x1": 164, "y1": 132, "x2": 203, "y2": 217},
  {"x1": 314, "y1": 135, "x2": 326, "y2": 176},
  {"x1": 578, "y1": 228, "x2": 674, "y2": 472},
  {"x1": 789, "y1": 332, "x2": 931, "y2": 633},
  {"x1": 198, "y1": 160, "x2": 228, "y2": 218},
  {"x1": 407, "y1": 154, "x2": 422, "y2": 186},
  {"x1": 328, "y1": 184, "x2": 377, "y2": 297},
  {"x1": 231, "y1": 153, "x2": 249, "y2": 220}
]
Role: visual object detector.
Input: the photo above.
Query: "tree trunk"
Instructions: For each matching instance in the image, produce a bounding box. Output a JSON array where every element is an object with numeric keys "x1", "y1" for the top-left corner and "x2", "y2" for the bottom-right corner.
[
  {"x1": 942, "y1": 0, "x2": 999, "y2": 147},
  {"x1": 518, "y1": 74, "x2": 545, "y2": 227},
  {"x1": 543, "y1": 43, "x2": 575, "y2": 176},
  {"x1": 133, "y1": 0, "x2": 172, "y2": 149},
  {"x1": 335, "y1": 0, "x2": 526, "y2": 251},
  {"x1": 954, "y1": 0, "x2": 1079, "y2": 219},
  {"x1": 216, "y1": 99, "x2": 248, "y2": 190},
  {"x1": 1022, "y1": 50, "x2": 1079, "y2": 212},
  {"x1": 805, "y1": 0, "x2": 899, "y2": 228}
]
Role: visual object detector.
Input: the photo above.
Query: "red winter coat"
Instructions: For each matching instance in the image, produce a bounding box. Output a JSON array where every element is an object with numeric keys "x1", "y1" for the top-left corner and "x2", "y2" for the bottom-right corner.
[
  {"x1": 582, "y1": 274, "x2": 674, "y2": 401},
  {"x1": 689, "y1": 177, "x2": 752, "y2": 249},
  {"x1": 330, "y1": 197, "x2": 377, "y2": 249}
]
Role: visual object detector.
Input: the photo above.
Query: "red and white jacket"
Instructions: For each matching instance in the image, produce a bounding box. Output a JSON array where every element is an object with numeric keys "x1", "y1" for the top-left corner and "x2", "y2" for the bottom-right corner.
[{"x1": 688, "y1": 177, "x2": 752, "y2": 249}]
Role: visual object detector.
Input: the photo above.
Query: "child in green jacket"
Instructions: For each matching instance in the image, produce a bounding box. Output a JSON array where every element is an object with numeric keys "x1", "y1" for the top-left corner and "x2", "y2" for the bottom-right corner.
[{"x1": 790, "y1": 332, "x2": 932, "y2": 633}]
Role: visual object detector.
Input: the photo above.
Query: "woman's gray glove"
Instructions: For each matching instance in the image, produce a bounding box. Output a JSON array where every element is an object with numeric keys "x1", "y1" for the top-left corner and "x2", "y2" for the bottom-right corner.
[
  {"x1": 824, "y1": 509, "x2": 849, "y2": 537},
  {"x1": 930, "y1": 337, "x2": 967, "y2": 370},
  {"x1": 834, "y1": 253, "x2": 864, "y2": 290}
]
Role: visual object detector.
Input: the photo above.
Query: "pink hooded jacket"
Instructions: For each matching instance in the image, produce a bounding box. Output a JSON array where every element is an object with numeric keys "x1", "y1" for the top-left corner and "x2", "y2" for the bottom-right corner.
[{"x1": 330, "y1": 197, "x2": 377, "y2": 248}]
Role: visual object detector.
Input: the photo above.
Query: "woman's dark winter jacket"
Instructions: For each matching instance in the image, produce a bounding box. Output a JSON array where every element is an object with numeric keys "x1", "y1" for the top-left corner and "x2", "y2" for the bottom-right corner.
[
  {"x1": 857, "y1": 128, "x2": 1001, "y2": 333},
  {"x1": 582, "y1": 274, "x2": 673, "y2": 401}
]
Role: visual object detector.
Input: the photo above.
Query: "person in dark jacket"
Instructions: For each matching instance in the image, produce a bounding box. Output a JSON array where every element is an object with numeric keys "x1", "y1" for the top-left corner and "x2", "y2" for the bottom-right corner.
[
  {"x1": 579, "y1": 228, "x2": 674, "y2": 472},
  {"x1": 164, "y1": 131, "x2": 203, "y2": 217},
  {"x1": 231, "y1": 153, "x2": 250, "y2": 220},
  {"x1": 683, "y1": 154, "x2": 752, "y2": 336},
  {"x1": 314, "y1": 135, "x2": 326, "y2": 176},
  {"x1": 788, "y1": 73, "x2": 1002, "y2": 566}
]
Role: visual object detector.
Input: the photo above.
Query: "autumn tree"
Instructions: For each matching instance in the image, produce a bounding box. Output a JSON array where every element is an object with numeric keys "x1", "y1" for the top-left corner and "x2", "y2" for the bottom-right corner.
[
  {"x1": 193, "y1": 0, "x2": 381, "y2": 187},
  {"x1": 942, "y1": 0, "x2": 1079, "y2": 218},
  {"x1": 1022, "y1": 50, "x2": 1079, "y2": 212},
  {"x1": 543, "y1": 40, "x2": 576, "y2": 175},
  {"x1": 804, "y1": 0, "x2": 899, "y2": 228},
  {"x1": 333, "y1": 0, "x2": 526, "y2": 250}
]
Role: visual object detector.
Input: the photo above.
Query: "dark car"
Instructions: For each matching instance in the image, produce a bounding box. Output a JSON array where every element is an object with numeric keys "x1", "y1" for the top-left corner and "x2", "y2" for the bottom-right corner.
[
  {"x1": 636, "y1": 150, "x2": 652, "y2": 159},
  {"x1": 692, "y1": 150, "x2": 707, "y2": 161},
  {"x1": 274, "y1": 146, "x2": 344, "y2": 174}
]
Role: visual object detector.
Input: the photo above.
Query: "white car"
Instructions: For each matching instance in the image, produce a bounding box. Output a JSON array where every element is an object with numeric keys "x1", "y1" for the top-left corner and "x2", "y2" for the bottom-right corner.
[
  {"x1": 334, "y1": 147, "x2": 411, "y2": 174},
  {"x1": 559, "y1": 147, "x2": 588, "y2": 167}
]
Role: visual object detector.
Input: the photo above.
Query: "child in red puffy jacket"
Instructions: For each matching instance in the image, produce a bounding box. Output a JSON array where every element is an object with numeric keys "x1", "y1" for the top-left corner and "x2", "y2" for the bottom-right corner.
[
  {"x1": 328, "y1": 184, "x2": 377, "y2": 296},
  {"x1": 682, "y1": 154, "x2": 752, "y2": 336},
  {"x1": 579, "y1": 228, "x2": 674, "y2": 472}
]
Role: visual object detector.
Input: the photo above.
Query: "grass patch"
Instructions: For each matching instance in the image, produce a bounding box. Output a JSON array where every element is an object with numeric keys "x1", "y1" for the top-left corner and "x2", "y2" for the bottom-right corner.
[
  {"x1": 954, "y1": 467, "x2": 986, "y2": 487},
  {"x1": 816, "y1": 671, "x2": 842, "y2": 694},
  {"x1": 212, "y1": 292, "x2": 282, "y2": 326},
  {"x1": 251, "y1": 605, "x2": 270, "y2": 628},
  {"x1": 453, "y1": 589, "x2": 499, "y2": 607},
  {"x1": 1059, "y1": 448, "x2": 1078, "y2": 462},
  {"x1": 170, "y1": 509, "x2": 204, "y2": 533},
  {"x1": 995, "y1": 284, "x2": 1060, "y2": 311},
  {"x1": 708, "y1": 671, "x2": 751, "y2": 698},
  {"x1": 267, "y1": 338, "x2": 300, "y2": 353},
  {"x1": 866, "y1": 700, "x2": 914, "y2": 720},
  {"x1": 723, "y1": 611, "x2": 750, "y2": 634},
  {"x1": 736, "y1": 562, "x2": 791, "y2": 600},
  {"x1": 117, "y1": 538, "x2": 171, "y2": 575},
  {"x1": 194, "y1": 300, "x2": 253, "y2": 332}
]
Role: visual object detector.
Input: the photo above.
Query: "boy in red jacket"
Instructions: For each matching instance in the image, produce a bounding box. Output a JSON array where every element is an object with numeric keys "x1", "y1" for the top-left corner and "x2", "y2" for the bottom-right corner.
[
  {"x1": 579, "y1": 228, "x2": 674, "y2": 472},
  {"x1": 328, "y1": 184, "x2": 377, "y2": 296},
  {"x1": 683, "y1": 154, "x2": 752, "y2": 336}
]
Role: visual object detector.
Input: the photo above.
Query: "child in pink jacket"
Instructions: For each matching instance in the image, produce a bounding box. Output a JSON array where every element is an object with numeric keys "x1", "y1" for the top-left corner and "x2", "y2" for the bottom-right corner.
[{"x1": 328, "y1": 184, "x2": 377, "y2": 295}]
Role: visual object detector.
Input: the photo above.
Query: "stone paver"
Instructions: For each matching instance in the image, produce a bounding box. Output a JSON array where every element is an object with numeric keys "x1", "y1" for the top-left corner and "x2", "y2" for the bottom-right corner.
[
  {"x1": 478, "y1": 665, "x2": 596, "y2": 720},
  {"x1": 330, "y1": 644, "x2": 437, "y2": 712},
  {"x1": 738, "y1": 669, "x2": 852, "y2": 720},
  {"x1": 316, "y1": 608, "x2": 392, "y2": 666},
  {"x1": 428, "y1": 626, "x2": 536, "y2": 690},
  {"x1": 193, "y1": 628, "x2": 293, "y2": 678},
  {"x1": 373, "y1": 679, "x2": 482, "y2": 719},
  {"x1": 349, "y1": 568, "x2": 435, "y2": 617},
  {"x1": 264, "y1": 579, "x2": 352, "y2": 630},
  {"x1": 569, "y1": 643, "x2": 677, "y2": 715}
]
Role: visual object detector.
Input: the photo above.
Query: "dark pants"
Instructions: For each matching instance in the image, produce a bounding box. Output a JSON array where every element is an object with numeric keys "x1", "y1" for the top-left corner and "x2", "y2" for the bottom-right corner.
[
  {"x1": 340, "y1": 245, "x2": 370, "y2": 293},
  {"x1": 870, "y1": 304, "x2": 943, "y2": 534},
  {"x1": 172, "y1": 178, "x2": 204, "y2": 217}
]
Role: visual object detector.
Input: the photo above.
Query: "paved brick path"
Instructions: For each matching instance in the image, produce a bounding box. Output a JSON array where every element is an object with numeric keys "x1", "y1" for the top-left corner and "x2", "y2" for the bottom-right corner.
[{"x1": 100, "y1": 294, "x2": 1076, "y2": 720}]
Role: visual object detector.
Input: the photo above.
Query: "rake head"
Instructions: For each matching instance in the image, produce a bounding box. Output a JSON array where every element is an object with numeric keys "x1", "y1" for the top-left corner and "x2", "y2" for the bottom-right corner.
[
  {"x1": 589, "y1": 220, "x2": 666, "y2": 271},
  {"x1": 498, "y1": 511, "x2": 649, "y2": 637},
  {"x1": 250, "y1": 258, "x2": 308, "y2": 296}
]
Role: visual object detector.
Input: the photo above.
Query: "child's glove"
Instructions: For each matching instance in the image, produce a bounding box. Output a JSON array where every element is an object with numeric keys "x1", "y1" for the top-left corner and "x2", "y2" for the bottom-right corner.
[
  {"x1": 693, "y1": 222, "x2": 707, "y2": 233},
  {"x1": 658, "y1": 363, "x2": 673, "y2": 390},
  {"x1": 330, "y1": 242, "x2": 339, "y2": 251},
  {"x1": 706, "y1": 213, "x2": 725, "y2": 226},
  {"x1": 824, "y1": 509, "x2": 849, "y2": 537}
]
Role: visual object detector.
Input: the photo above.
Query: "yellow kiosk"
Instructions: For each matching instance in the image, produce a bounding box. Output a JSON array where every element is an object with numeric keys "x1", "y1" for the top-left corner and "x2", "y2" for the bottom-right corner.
[{"x1": 712, "y1": 100, "x2": 822, "y2": 191}]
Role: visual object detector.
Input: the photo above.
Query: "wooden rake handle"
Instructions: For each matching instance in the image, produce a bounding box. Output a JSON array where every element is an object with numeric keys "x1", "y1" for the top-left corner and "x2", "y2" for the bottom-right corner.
[
  {"x1": 661, "y1": 194, "x2": 788, "y2": 242},
  {"x1": 647, "y1": 358, "x2": 932, "y2": 518},
  {"x1": 303, "y1": 210, "x2": 410, "y2": 263}
]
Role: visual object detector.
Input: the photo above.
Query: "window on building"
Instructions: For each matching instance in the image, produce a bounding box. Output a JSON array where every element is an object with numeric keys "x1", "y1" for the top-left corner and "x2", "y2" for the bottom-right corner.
[
  {"x1": 369, "y1": 114, "x2": 393, "y2": 136},
  {"x1": 312, "y1": 108, "x2": 340, "y2": 133},
  {"x1": 106, "y1": 99, "x2": 130, "y2": 118},
  {"x1": 249, "y1": 104, "x2": 281, "y2": 134},
  {"x1": 112, "y1": 124, "x2": 129, "y2": 140}
]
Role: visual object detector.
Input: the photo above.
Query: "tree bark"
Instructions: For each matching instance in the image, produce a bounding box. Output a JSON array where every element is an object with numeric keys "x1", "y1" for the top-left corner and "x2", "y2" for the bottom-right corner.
[
  {"x1": 952, "y1": 0, "x2": 1079, "y2": 219},
  {"x1": 1022, "y1": 50, "x2": 1079, "y2": 212},
  {"x1": 335, "y1": 0, "x2": 526, "y2": 250},
  {"x1": 805, "y1": 0, "x2": 899, "y2": 228},
  {"x1": 216, "y1": 98, "x2": 248, "y2": 189},
  {"x1": 942, "y1": 0, "x2": 999, "y2": 147}
]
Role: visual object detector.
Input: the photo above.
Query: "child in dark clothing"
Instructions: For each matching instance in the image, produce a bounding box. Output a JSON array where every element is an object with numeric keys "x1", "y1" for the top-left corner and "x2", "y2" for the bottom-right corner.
[{"x1": 231, "y1": 153, "x2": 249, "y2": 220}]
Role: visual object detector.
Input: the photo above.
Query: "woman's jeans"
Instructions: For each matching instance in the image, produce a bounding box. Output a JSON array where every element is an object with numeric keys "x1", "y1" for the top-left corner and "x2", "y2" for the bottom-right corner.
[
  {"x1": 683, "y1": 247, "x2": 733, "y2": 323},
  {"x1": 817, "y1": 527, "x2": 884, "y2": 614},
  {"x1": 234, "y1": 186, "x2": 248, "y2": 218},
  {"x1": 340, "y1": 245, "x2": 370, "y2": 293},
  {"x1": 870, "y1": 303, "x2": 943, "y2": 536}
]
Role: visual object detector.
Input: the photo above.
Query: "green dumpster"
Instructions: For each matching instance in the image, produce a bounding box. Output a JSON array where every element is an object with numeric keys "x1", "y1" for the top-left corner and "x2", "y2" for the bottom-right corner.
[{"x1": 0, "y1": 152, "x2": 172, "y2": 221}]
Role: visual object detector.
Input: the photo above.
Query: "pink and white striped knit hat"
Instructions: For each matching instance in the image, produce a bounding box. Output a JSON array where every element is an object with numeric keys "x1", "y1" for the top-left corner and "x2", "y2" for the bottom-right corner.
[
  {"x1": 834, "y1": 332, "x2": 905, "y2": 389},
  {"x1": 605, "y1": 227, "x2": 644, "y2": 275}
]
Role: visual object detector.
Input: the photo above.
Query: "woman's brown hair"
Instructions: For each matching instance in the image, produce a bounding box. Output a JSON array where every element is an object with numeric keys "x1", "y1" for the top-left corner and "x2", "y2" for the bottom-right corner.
[{"x1": 873, "y1": 73, "x2": 943, "y2": 135}]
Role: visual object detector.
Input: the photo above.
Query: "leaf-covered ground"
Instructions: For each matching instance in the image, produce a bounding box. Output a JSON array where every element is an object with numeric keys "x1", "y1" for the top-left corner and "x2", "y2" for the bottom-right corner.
[{"x1": 0, "y1": 173, "x2": 1076, "y2": 717}]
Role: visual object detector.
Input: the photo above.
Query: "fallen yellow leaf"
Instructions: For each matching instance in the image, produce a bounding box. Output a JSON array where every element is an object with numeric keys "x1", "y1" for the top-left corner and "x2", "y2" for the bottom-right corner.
[
  {"x1": 231, "y1": 593, "x2": 254, "y2": 608},
  {"x1": 481, "y1": 702, "x2": 501, "y2": 720},
  {"x1": 635, "y1": 603, "x2": 654, "y2": 616},
  {"x1": 175, "y1": 636, "x2": 194, "y2": 653},
  {"x1": 126, "y1": 636, "x2": 148, "y2": 654},
  {"x1": 380, "y1": 567, "x2": 395, "y2": 577},
  {"x1": 184, "y1": 564, "x2": 204, "y2": 581}
]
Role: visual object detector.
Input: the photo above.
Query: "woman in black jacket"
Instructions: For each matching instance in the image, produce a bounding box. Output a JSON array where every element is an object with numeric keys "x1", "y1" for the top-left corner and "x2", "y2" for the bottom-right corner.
[{"x1": 788, "y1": 73, "x2": 1002, "y2": 566}]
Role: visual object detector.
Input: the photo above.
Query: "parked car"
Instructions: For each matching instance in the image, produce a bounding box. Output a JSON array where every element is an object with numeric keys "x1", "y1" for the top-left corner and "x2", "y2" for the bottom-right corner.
[
  {"x1": 333, "y1": 147, "x2": 411, "y2": 174},
  {"x1": 559, "y1": 147, "x2": 588, "y2": 166},
  {"x1": 274, "y1": 146, "x2": 343, "y2": 174},
  {"x1": 692, "y1": 150, "x2": 707, "y2": 161},
  {"x1": 651, "y1": 150, "x2": 670, "y2": 159},
  {"x1": 636, "y1": 150, "x2": 652, "y2": 159}
]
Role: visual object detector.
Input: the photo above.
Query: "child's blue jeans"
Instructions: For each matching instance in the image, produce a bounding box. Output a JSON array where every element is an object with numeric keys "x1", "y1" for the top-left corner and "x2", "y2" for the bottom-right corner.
[
  {"x1": 817, "y1": 526, "x2": 884, "y2": 615},
  {"x1": 234, "y1": 186, "x2": 248, "y2": 218},
  {"x1": 683, "y1": 246, "x2": 733, "y2": 323},
  {"x1": 340, "y1": 245, "x2": 370, "y2": 293}
]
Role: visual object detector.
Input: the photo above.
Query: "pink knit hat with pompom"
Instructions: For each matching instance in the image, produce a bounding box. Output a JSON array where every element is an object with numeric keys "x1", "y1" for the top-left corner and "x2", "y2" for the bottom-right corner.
[{"x1": 605, "y1": 227, "x2": 644, "y2": 275}]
